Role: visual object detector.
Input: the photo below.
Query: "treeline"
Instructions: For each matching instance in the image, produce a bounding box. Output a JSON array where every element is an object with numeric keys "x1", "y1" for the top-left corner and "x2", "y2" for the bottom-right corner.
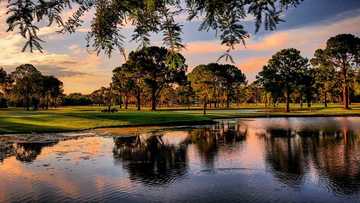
[
  {"x1": 87, "y1": 46, "x2": 248, "y2": 113},
  {"x1": 257, "y1": 34, "x2": 360, "y2": 112},
  {"x1": 92, "y1": 34, "x2": 359, "y2": 113},
  {"x1": 0, "y1": 64, "x2": 63, "y2": 110},
  {"x1": 1, "y1": 34, "x2": 359, "y2": 113}
]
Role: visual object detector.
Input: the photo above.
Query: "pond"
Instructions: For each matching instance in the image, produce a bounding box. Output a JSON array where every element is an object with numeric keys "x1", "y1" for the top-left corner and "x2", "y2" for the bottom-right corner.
[{"x1": 1, "y1": 117, "x2": 360, "y2": 203}]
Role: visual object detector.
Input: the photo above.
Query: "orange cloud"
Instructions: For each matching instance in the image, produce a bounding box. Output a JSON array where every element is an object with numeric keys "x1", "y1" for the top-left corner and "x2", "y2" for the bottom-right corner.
[
  {"x1": 239, "y1": 57, "x2": 268, "y2": 74},
  {"x1": 184, "y1": 41, "x2": 228, "y2": 54}
]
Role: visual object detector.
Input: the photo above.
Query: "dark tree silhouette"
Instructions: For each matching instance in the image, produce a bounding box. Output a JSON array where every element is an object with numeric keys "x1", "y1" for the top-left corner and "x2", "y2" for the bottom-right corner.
[
  {"x1": 257, "y1": 48, "x2": 308, "y2": 112},
  {"x1": 314, "y1": 34, "x2": 360, "y2": 109},
  {"x1": 5, "y1": 0, "x2": 303, "y2": 61}
]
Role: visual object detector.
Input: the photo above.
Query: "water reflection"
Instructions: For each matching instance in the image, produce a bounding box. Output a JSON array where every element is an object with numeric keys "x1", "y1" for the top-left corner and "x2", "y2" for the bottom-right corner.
[
  {"x1": 113, "y1": 134, "x2": 188, "y2": 185},
  {"x1": 262, "y1": 124, "x2": 360, "y2": 195},
  {"x1": 0, "y1": 141, "x2": 58, "y2": 163},
  {"x1": 264, "y1": 136, "x2": 306, "y2": 187},
  {"x1": 186, "y1": 122, "x2": 247, "y2": 168},
  {"x1": 112, "y1": 121, "x2": 248, "y2": 185},
  {"x1": 0, "y1": 118, "x2": 360, "y2": 202}
]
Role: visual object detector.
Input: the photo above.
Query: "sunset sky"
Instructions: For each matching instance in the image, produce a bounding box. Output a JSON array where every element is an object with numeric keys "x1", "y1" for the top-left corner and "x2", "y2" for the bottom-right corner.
[{"x1": 1, "y1": 0, "x2": 360, "y2": 94}]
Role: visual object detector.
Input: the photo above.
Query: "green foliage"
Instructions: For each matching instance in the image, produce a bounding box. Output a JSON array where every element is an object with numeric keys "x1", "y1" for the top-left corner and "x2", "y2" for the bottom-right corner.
[
  {"x1": 63, "y1": 93, "x2": 93, "y2": 106},
  {"x1": 10, "y1": 64, "x2": 43, "y2": 109},
  {"x1": 315, "y1": 34, "x2": 360, "y2": 108},
  {"x1": 188, "y1": 63, "x2": 246, "y2": 110},
  {"x1": 112, "y1": 46, "x2": 187, "y2": 110},
  {"x1": 257, "y1": 48, "x2": 308, "y2": 111},
  {"x1": 311, "y1": 49, "x2": 340, "y2": 106},
  {"x1": 5, "y1": 64, "x2": 64, "y2": 110},
  {"x1": 5, "y1": 0, "x2": 302, "y2": 59}
]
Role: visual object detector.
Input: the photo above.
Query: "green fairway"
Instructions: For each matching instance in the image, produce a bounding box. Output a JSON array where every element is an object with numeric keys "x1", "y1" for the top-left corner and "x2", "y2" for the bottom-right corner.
[{"x1": 1, "y1": 104, "x2": 360, "y2": 134}]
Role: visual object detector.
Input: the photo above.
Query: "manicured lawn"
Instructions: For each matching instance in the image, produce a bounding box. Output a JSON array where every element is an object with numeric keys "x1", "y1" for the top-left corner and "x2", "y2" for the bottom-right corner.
[{"x1": 1, "y1": 104, "x2": 360, "y2": 134}]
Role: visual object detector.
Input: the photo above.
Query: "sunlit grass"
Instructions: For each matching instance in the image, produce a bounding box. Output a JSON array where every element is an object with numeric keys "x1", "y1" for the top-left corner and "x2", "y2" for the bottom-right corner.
[{"x1": 1, "y1": 103, "x2": 360, "y2": 134}]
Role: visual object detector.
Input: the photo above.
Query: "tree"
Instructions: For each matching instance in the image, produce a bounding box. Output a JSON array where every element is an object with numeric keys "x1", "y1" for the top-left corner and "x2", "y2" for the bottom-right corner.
[
  {"x1": 5, "y1": 0, "x2": 302, "y2": 60},
  {"x1": 10, "y1": 64, "x2": 43, "y2": 110},
  {"x1": 188, "y1": 65, "x2": 217, "y2": 114},
  {"x1": 311, "y1": 49, "x2": 338, "y2": 108},
  {"x1": 41, "y1": 75, "x2": 64, "y2": 109},
  {"x1": 0, "y1": 68, "x2": 6, "y2": 85},
  {"x1": 126, "y1": 46, "x2": 187, "y2": 111},
  {"x1": 216, "y1": 64, "x2": 246, "y2": 108},
  {"x1": 63, "y1": 93, "x2": 93, "y2": 106},
  {"x1": 0, "y1": 68, "x2": 9, "y2": 108},
  {"x1": 176, "y1": 82, "x2": 195, "y2": 109},
  {"x1": 257, "y1": 48, "x2": 308, "y2": 112},
  {"x1": 112, "y1": 64, "x2": 138, "y2": 110},
  {"x1": 298, "y1": 67, "x2": 316, "y2": 108},
  {"x1": 316, "y1": 34, "x2": 360, "y2": 109}
]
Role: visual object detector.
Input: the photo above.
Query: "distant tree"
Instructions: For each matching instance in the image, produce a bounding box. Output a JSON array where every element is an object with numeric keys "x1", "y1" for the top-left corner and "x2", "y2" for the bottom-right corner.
[
  {"x1": 298, "y1": 67, "x2": 316, "y2": 108},
  {"x1": 188, "y1": 65, "x2": 218, "y2": 114},
  {"x1": 126, "y1": 46, "x2": 187, "y2": 111},
  {"x1": 90, "y1": 89, "x2": 106, "y2": 106},
  {"x1": 216, "y1": 64, "x2": 246, "y2": 108},
  {"x1": 41, "y1": 75, "x2": 63, "y2": 109},
  {"x1": 0, "y1": 68, "x2": 9, "y2": 108},
  {"x1": 257, "y1": 48, "x2": 308, "y2": 112},
  {"x1": 112, "y1": 63, "x2": 139, "y2": 110},
  {"x1": 311, "y1": 49, "x2": 339, "y2": 108},
  {"x1": 63, "y1": 93, "x2": 93, "y2": 106},
  {"x1": 176, "y1": 82, "x2": 195, "y2": 109},
  {"x1": 316, "y1": 34, "x2": 360, "y2": 109},
  {"x1": 0, "y1": 68, "x2": 6, "y2": 85},
  {"x1": 10, "y1": 64, "x2": 43, "y2": 110}
]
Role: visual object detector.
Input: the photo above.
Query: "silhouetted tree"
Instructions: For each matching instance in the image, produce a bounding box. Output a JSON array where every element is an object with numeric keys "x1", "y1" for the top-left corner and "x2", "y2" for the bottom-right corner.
[
  {"x1": 311, "y1": 49, "x2": 339, "y2": 107},
  {"x1": 126, "y1": 46, "x2": 187, "y2": 111},
  {"x1": 315, "y1": 34, "x2": 360, "y2": 109},
  {"x1": 41, "y1": 75, "x2": 63, "y2": 109},
  {"x1": 10, "y1": 64, "x2": 43, "y2": 110},
  {"x1": 257, "y1": 48, "x2": 308, "y2": 112}
]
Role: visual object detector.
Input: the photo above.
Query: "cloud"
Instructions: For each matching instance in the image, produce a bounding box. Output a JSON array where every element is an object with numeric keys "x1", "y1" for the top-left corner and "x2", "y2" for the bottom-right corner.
[
  {"x1": 1, "y1": 1, "x2": 360, "y2": 92},
  {"x1": 184, "y1": 13, "x2": 360, "y2": 82}
]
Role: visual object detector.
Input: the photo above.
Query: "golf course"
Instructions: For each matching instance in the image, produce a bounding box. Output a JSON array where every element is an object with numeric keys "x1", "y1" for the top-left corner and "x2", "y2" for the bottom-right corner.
[{"x1": 2, "y1": 104, "x2": 360, "y2": 134}]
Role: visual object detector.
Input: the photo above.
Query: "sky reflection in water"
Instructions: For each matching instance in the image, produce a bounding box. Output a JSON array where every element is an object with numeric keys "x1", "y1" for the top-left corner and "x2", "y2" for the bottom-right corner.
[{"x1": 0, "y1": 117, "x2": 360, "y2": 202}]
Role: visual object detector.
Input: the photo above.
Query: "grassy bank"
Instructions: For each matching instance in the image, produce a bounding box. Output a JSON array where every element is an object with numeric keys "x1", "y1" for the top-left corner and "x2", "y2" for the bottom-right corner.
[{"x1": 1, "y1": 104, "x2": 360, "y2": 134}]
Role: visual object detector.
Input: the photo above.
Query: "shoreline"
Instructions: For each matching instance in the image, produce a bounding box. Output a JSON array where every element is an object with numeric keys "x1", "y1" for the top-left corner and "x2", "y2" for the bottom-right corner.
[{"x1": 2, "y1": 111, "x2": 360, "y2": 135}]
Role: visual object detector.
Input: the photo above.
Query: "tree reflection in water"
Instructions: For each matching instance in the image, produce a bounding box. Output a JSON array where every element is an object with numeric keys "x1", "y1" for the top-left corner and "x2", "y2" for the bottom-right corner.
[
  {"x1": 0, "y1": 141, "x2": 57, "y2": 163},
  {"x1": 15, "y1": 142, "x2": 58, "y2": 162},
  {"x1": 112, "y1": 121, "x2": 248, "y2": 184},
  {"x1": 113, "y1": 133, "x2": 188, "y2": 185},
  {"x1": 263, "y1": 127, "x2": 360, "y2": 194},
  {"x1": 308, "y1": 129, "x2": 360, "y2": 195},
  {"x1": 186, "y1": 121, "x2": 247, "y2": 169}
]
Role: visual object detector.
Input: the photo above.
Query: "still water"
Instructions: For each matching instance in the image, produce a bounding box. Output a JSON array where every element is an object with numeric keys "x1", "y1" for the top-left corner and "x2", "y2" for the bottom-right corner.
[{"x1": 1, "y1": 117, "x2": 360, "y2": 203}]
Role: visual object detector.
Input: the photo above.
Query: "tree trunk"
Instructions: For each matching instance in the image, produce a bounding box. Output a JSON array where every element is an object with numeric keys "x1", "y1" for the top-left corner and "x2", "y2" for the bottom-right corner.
[
  {"x1": 125, "y1": 95, "x2": 128, "y2": 109},
  {"x1": 46, "y1": 95, "x2": 49, "y2": 110},
  {"x1": 203, "y1": 97, "x2": 207, "y2": 115},
  {"x1": 25, "y1": 94, "x2": 30, "y2": 111},
  {"x1": 119, "y1": 96, "x2": 122, "y2": 109},
  {"x1": 136, "y1": 91, "x2": 141, "y2": 111},
  {"x1": 285, "y1": 90, "x2": 290, "y2": 113},
  {"x1": 226, "y1": 91, "x2": 230, "y2": 109},
  {"x1": 151, "y1": 89, "x2": 157, "y2": 111},
  {"x1": 342, "y1": 66, "x2": 350, "y2": 109},
  {"x1": 324, "y1": 92, "x2": 328, "y2": 108}
]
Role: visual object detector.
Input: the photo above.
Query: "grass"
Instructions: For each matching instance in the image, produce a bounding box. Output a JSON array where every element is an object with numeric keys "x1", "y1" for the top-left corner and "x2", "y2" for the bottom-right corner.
[{"x1": 1, "y1": 103, "x2": 360, "y2": 134}]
